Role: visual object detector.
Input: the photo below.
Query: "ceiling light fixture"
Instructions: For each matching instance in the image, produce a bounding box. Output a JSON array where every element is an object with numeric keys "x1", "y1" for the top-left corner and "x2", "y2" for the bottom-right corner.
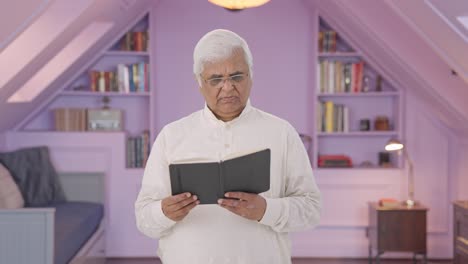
[{"x1": 208, "y1": 0, "x2": 270, "y2": 10}]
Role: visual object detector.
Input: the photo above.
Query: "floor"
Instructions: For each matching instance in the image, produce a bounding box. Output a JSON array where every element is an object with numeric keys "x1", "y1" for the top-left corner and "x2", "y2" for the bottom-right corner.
[{"x1": 106, "y1": 258, "x2": 453, "y2": 264}]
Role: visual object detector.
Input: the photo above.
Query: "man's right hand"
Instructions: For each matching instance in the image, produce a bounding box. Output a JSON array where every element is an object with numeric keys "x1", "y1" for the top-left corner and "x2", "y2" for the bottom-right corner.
[{"x1": 161, "y1": 193, "x2": 199, "y2": 221}]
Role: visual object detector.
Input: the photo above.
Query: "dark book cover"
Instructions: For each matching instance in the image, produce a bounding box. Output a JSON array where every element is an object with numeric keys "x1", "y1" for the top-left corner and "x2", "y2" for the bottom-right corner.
[{"x1": 169, "y1": 149, "x2": 271, "y2": 204}]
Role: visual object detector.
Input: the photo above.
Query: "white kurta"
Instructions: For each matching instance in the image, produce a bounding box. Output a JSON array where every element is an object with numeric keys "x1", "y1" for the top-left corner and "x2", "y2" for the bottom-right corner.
[{"x1": 135, "y1": 102, "x2": 321, "y2": 264}]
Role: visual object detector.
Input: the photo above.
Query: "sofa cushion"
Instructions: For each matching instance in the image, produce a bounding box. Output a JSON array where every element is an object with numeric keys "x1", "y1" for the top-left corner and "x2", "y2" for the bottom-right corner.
[
  {"x1": 0, "y1": 146, "x2": 67, "y2": 207},
  {"x1": 0, "y1": 163, "x2": 24, "y2": 209},
  {"x1": 52, "y1": 201, "x2": 104, "y2": 264}
]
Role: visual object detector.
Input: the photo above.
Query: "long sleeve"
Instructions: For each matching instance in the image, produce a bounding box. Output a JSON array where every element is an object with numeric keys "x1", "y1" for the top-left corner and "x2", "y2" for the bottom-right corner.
[
  {"x1": 259, "y1": 124, "x2": 321, "y2": 232},
  {"x1": 135, "y1": 127, "x2": 176, "y2": 239}
]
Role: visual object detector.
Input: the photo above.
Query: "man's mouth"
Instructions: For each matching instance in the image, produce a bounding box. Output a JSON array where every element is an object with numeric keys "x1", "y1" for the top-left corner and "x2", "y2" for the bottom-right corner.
[{"x1": 219, "y1": 96, "x2": 239, "y2": 103}]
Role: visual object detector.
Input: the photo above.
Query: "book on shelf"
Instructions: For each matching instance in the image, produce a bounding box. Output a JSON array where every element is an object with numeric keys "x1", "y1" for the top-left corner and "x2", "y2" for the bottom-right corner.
[
  {"x1": 126, "y1": 130, "x2": 150, "y2": 168},
  {"x1": 88, "y1": 62, "x2": 149, "y2": 93},
  {"x1": 169, "y1": 149, "x2": 271, "y2": 204},
  {"x1": 318, "y1": 30, "x2": 337, "y2": 52},
  {"x1": 317, "y1": 60, "x2": 364, "y2": 94},
  {"x1": 318, "y1": 154, "x2": 353, "y2": 168},
  {"x1": 378, "y1": 198, "x2": 401, "y2": 208},
  {"x1": 53, "y1": 108, "x2": 87, "y2": 131},
  {"x1": 317, "y1": 101, "x2": 349, "y2": 133},
  {"x1": 118, "y1": 31, "x2": 149, "y2": 52}
]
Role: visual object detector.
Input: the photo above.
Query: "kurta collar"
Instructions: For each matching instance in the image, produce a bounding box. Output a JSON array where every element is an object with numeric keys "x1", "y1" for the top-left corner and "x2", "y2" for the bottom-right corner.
[{"x1": 203, "y1": 99, "x2": 252, "y2": 126}]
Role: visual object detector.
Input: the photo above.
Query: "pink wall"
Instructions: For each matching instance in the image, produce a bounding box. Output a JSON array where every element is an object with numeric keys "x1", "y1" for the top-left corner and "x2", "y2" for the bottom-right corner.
[
  {"x1": 452, "y1": 138, "x2": 468, "y2": 201},
  {"x1": 152, "y1": 0, "x2": 314, "y2": 134}
]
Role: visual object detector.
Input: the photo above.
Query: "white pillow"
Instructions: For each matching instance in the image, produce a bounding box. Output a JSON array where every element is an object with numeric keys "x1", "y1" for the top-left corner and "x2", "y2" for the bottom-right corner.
[{"x1": 0, "y1": 163, "x2": 25, "y2": 209}]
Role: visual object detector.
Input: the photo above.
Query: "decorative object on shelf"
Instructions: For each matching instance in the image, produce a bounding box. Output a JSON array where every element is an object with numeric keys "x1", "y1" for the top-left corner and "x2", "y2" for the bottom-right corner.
[
  {"x1": 87, "y1": 109, "x2": 122, "y2": 131},
  {"x1": 385, "y1": 138, "x2": 415, "y2": 207},
  {"x1": 378, "y1": 151, "x2": 391, "y2": 167},
  {"x1": 101, "y1": 96, "x2": 110, "y2": 109},
  {"x1": 87, "y1": 97, "x2": 123, "y2": 131},
  {"x1": 359, "y1": 119, "x2": 370, "y2": 131},
  {"x1": 71, "y1": 85, "x2": 87, "y2": 91},
  {"x1": 362, "y1": 75, "x2": 370, "y2": 92},
  {"x1": 358, "y1": 160, "x2": 374, "y2": 168},
  {"x1": 376, "y1": 75, "x2": 383, "y2": 92},
  {"x1": 208, "y1": 0, "x2": 270, "y2": 10},
  {"x1": 374, "y1": 115, "x2": 390, "y2": 131},
  {"x1": 318, "y1": 154, "x2": 353, "y2": 168}
]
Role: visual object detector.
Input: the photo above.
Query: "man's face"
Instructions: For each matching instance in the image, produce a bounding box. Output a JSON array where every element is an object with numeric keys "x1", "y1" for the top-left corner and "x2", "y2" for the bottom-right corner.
[{"x1": 199, "y1": 50, "x2": 252, "y2": 122}]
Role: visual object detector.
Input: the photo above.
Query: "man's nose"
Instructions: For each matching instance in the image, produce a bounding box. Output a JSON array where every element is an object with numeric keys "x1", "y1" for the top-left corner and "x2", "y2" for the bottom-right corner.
[{"x1": 220, "y1": 78, "x2": 235, "y2": 91}]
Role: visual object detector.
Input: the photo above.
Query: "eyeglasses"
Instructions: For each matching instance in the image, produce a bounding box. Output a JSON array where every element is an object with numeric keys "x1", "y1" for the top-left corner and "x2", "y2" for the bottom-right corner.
[{"x1": 203, "y1": 73, "x2": 249, "y2": 89}]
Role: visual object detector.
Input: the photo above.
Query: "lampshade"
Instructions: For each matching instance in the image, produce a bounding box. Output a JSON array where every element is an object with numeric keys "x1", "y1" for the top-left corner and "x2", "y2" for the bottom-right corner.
[
  {"x1": 208, "y1": 0, "x2": 270, "y2": 10},
  {"x1": 385, "y1": 138, "x2": 404, "y2": 152}
]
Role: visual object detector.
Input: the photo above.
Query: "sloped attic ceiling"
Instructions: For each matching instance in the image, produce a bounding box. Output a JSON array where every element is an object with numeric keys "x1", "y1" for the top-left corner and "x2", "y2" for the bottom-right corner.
[
  {"x1": 0, "y1": 0, "x2": 154, "y2": 132},
  {"x1": 386, "y1": 0, "x2": 468, "y2": 84},
  {"x1": 0, "y1": 0, "x2": 52, "y2": 51},
  {"x1": 308, "y1": 0, "x2": 468, "y2": 135}
]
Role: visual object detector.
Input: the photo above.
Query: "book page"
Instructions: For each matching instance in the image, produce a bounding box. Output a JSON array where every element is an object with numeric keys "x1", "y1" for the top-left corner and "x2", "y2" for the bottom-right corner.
[
  {"x1": 170, "y1": 153, "x2": 219, "y2": 164},
  {"x1": 222, "y1": 148, "x2": 269, "y2": 161}
]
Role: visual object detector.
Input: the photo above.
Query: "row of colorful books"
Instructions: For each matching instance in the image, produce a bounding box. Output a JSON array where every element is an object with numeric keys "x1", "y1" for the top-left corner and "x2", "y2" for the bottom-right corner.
[
  {"x1": 127, "y1": 131, "x2": 150, "y2": 168},
  {"x1": 317, "y1": 101, "x2": 349, "y2": 133},
  {"x1": 317, "y1": 60, "x2": 365, "y2": 94},
  {"x1": 118, "y1": 31, "x2": 149, "y2": 52},
  {"x1": 89, "y1": 62, "x2": 149, "y2": 93},
  {"x1": 318, "y1": 30, "x2": 337, "y2": 53}
]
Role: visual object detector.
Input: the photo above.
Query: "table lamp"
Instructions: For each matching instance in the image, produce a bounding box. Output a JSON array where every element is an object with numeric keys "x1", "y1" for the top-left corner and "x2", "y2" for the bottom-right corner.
[{"x1": 385, "y1": 139, "x2": 415, "y2": 207}]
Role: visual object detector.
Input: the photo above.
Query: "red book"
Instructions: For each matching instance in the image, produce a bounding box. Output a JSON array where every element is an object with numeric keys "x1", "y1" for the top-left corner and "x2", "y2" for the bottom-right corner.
[
  {"x1": 378, "y1": 198, "x2": 400, "y2": 208},
  {"x1": 318, "y1": 154, "x2": 352, "y2": 168},
  {"x1": 89, "y1": 71, "x2": 97, "y2": 92},
  {"x1": 133, "y1": 32, "x2": 142, "y2": 52},
  {"x1": 104, "y1": 72, "x2": 110, "y2": 92}
]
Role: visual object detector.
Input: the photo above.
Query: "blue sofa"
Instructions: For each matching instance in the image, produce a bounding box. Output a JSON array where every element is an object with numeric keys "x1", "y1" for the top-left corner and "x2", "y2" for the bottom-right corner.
[{"x1": 0, "y1": 147, "x2": 105, "y2": 264}]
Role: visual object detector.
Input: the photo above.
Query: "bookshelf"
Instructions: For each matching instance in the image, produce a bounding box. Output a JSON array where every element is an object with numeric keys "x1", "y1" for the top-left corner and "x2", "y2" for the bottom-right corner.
[
  {"x1": 20, "y1": 12, "x2": 153, "y2": 169},
  {"x1": 313, "y1": 17, "x2": 402, "y2": 169}
]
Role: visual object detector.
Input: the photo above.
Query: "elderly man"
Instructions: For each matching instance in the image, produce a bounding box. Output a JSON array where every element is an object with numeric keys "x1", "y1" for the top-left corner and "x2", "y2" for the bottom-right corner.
[{"x1": 135, "y1": 29, "x2": 321, "y2": 264}]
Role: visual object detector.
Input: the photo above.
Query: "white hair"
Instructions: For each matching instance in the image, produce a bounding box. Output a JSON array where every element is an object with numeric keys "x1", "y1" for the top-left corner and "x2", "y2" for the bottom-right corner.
[{"x1": 193, "y1": 29, "x2": 253, "y2": 86}]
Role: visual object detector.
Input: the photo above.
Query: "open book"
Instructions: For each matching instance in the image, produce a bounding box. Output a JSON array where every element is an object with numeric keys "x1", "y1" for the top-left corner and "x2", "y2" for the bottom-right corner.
[{"x1": 169, "y1": 149, "x2": 270, "y2": 204}]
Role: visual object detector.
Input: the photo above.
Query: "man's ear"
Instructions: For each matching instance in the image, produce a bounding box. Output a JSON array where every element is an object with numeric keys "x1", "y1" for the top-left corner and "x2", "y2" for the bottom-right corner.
[
  {"x1": 197, "y1": 83, "x2": 203, "y2": 94},
  {"x1": 194, "y1": 74, "x2": 201, "y2": 84}
]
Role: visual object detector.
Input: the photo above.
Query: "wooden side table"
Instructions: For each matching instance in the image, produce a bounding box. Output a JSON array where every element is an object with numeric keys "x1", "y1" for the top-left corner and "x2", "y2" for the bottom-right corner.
[{"x1": 367, "y1": 202, "x2": 428, "y2": 264}]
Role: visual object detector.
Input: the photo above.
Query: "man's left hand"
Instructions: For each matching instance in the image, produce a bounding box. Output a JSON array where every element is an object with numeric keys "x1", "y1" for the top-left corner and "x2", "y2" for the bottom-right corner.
[{"x1": 218, "y1": 192, "x2": 266, "y2": 221}]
